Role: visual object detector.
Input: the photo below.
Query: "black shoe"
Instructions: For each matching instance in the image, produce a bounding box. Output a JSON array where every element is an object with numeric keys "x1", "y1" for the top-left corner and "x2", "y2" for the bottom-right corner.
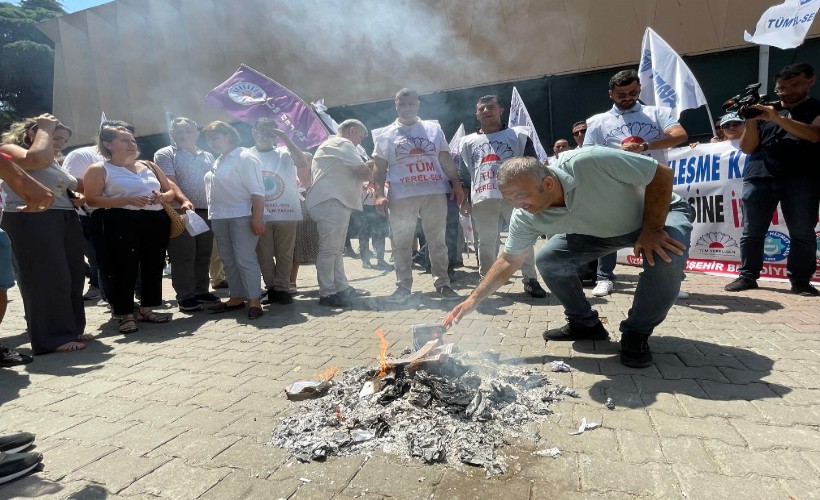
[
  {"x1": 542, "y1": 318, "x2": 609, "y2": 341},
  {"x1": 319, "y1": 294, "x2": 347, "y2": 307},
  {"x1": 362, "y1": 260, "x2": 374, "y2": 269},
  {"x1": 338, "y1": 287, "x2": 369, "y2": 301},
  {"x1": 724, "y1": 276, "x2": 758, "y2": 292},
  {"x1": 385, "y1": 287, "x2": 412, "y2": 304},
  {"x1": 194, "y1": 293, "x2": 221, "y2": 304},
  {"x1": 0, "y1": 345, "x2": 33, "y2": 368},
  {"x1": 791, "y1": 281, "x2": 819, "y2": 296},
  {"x1": 620, "y1": 332, "x2": 653, "y2": 368},
  {"x1": 267, "y1": 290, "x2": 294, "y2": 305},
  {"x1": 344, "y1": 247, "x2": 358, "y2": 258},
  {"x1": 448, "y1": 270, "x2": 458, "y2": 283},
  {"x1": 375, "y1": 260, "x2": 393, "y2": 271},
  {"x1": 178, "y1": 297, "x2": 203, "y2": 312},
  {"x1": 0, "y1": 451, "x2": 43, "y2": 484},
  {"x1": 436, "y1": 286, "x2": 461, "y2": 301},
  {"x1": 523, "y1": 278, "x2": 547, "y2": 298},
  {"x1": 0, "y1": 432, "x2": 35, "y2": 453}
]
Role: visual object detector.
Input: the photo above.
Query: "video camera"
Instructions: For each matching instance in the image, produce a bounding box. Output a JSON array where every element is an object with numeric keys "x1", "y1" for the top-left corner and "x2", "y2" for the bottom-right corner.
[{"x1": 722, "y1": 83, "x2": 782, "y2": 119}]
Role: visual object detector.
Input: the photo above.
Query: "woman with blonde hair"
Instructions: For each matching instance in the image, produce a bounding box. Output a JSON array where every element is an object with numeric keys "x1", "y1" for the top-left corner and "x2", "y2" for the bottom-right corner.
[
  {"x1": 0, "y1": 113, "x2": 88, "y2": 354},
  {"x1": 84, "y1": 123, "x2": 190, "y2": 334},
  {"x1": 202, "y1": 121, "x2": 266, "y2": 319}
]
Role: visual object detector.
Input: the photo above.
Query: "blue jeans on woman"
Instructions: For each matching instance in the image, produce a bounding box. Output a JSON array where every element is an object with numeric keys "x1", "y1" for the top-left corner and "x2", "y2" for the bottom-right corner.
[
  {"x1": 739, "y1": 177, "x2": 820, "y2": 284},
  {"x1": 535, "y1": 201, "x2": 693, "y2": 337}
]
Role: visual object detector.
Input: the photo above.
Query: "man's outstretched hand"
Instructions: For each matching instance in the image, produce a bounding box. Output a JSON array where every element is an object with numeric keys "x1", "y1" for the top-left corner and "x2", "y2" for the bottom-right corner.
[{"x1": 442, "y1": 297, "x2": 479, "y2": 329}]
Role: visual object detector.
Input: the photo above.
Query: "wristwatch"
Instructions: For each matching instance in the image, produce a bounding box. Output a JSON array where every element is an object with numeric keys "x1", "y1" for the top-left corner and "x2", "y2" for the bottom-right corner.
[{"x1": 641, "y1": 142, "x2": 649, "y2": 152}]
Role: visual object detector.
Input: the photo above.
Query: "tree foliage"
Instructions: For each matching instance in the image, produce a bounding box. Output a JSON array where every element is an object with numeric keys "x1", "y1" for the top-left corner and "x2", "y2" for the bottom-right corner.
[{"x1": 0, "y1": 0, "x2": 65, "y2": 129}]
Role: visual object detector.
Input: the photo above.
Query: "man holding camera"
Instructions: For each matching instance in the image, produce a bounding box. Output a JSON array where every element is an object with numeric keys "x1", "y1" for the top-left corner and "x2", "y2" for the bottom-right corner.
[{"x1": 725, "y1": 63, "x2": 820, "y2": 297}]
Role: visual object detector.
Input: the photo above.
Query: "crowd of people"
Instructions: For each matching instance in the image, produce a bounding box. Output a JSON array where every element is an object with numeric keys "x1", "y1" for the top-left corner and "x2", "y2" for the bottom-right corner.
[{"x1": 0, "y1": 62, "x2": 816, "y2": 368}]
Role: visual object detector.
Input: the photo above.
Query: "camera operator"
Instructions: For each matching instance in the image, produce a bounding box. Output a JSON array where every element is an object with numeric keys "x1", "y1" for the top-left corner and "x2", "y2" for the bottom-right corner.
[{"x1": 725, "y1": 63, "x2": 820, "y2": 296}]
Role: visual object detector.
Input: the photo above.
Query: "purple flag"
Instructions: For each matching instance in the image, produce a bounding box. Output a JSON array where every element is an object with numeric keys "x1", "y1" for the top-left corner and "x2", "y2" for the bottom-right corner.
[{"x1": 205, "y1": 65, "x2": 329, "y2": 150}]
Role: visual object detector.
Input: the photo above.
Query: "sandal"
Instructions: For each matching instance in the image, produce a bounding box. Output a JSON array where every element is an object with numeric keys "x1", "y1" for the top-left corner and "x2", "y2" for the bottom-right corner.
[
  {"x1": 206, "y1": 301, "x2": 246, "y2": 314},
  {"x1": 137, "y1": 311, "x2": 171, "y2": 323},
  {"x1": 119, "y1": 317, "x2": 138, "y2": 334},
  {"x1": 248, "y1": 306, "x2": 263, "y2": 319},
  {"x1": 54, "y1": 342, "x2": 86, "y2": 353},
  {"x1": 78, "y1": 333, "x2": 94, "y2": 341}
]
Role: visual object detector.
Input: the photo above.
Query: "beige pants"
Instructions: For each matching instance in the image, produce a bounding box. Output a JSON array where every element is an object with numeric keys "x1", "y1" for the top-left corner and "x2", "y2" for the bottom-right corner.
[
  {"x1": 389, "y1": 193, "x2": 449, "y2": 291},
  {"x1": 471, "y1": 197, "x2": 536, "y2": 279},
  {"x1": 255, "y1": 220, "x2": 297, "y2": 291},
  {"x1": 209, "y1": 240, "x2": 226, "y2": 286}
]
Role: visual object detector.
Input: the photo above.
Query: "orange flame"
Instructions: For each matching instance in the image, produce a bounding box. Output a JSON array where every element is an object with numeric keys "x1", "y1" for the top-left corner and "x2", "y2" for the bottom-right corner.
[
  {"x1": 317, "y1": 366, "x2": 339, "y2": 383},
  {"x1": 375, "y1": 329, "x2": 391, "y2": 377}
]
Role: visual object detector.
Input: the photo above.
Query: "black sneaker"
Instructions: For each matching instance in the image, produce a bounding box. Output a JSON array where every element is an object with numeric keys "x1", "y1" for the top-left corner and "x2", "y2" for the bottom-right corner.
[
  {"x1": 267, "y1": 290, "x2": 294, "y2": 305},
  {"x1": 542, "y1": 318, "x2": 609, "y2": 341},
  {"x1": 0, "y1": 432, "x2": 35, "y2": 454},
  {"x1": 385, "y1": 287, "x2": 412, "y2": 304},
  {"x1": 0, "y1": 451, "x2": 43, "y2": 484},
  {"x1": 724, "y1": 276, "x2": 758, "y2": 292},
  {"x1": 318, "y1": 294, "x2": 346, "y2": 307},
  {"x1": 436, "y1": 286, "x2": 461, "y2": 301},
  {"x1": 375, "y1": 260, "x2": 394, "y2": 271},
  {"x1": 523, "y1": 278, "x2": 547, "y2": 298},
  {"x1": 0, "y1": 345, "x2": 33, "y2": 368},
  {"x1": 362, "y1": 260, "x2": 374, "y2": 269},
  {"x1": 791, "y1": 281, "x2": 819, "y2": 297},
  {"x1": 194, "y1": 293, "x2": 221, "y2": 304},
  {"x1": 178, "y1": 297, "x2": 203, "y2": 312},
  {"x1": 620, "y1": 332, "x2": 653, "y2": 368}
]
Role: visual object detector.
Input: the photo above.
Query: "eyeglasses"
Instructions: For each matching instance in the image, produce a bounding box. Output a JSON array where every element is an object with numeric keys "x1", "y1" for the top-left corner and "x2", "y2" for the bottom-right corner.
[
  {"x1": 614, "y1": 89, "x2": 641, "y2": 99},
  {"x1": 720, "y1": 122, "x2": 743, "y2": 129},
  {"x1": 572, "y1": 129, "x2": 587, "y2": 136}
]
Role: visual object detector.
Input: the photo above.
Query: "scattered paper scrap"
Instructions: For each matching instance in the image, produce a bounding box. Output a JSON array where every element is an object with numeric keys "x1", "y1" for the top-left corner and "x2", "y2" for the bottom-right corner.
[
  {"x1": 569, "y1": 417, "x2": 601, "y2": 435},
  {"x1": 535, "y1": 447, "x2": 561, "y2": 458},
  {"x1": 605, "y1": 397, "x2": 615, "y2": 410},
  {"x1": 550, "y1": 361, "x2": 571, "y2": 372}
]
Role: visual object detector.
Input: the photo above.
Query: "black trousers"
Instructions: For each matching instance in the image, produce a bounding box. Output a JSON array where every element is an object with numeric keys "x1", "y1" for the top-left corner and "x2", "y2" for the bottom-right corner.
[
  {"x1": 102, "y1": 209, "x2": 170, "y2": 316},
  {"x1": 1, "y1": 210, "x2": 86, "y2": 354}
]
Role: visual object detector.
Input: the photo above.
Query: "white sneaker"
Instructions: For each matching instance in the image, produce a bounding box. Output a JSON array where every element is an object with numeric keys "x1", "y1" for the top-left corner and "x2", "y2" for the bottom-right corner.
[
  {"x1": 677, "y1": 290, "x2": 689, "y2": 299},
  {"x1": 592, "y1": 280, "x2": 613, "y2": 297}
]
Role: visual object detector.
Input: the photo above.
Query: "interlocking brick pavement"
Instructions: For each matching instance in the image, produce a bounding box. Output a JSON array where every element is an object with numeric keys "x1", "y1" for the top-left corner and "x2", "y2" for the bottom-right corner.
[{"x1": 1, "y1": 244, "x2": 819, "y2": 499}]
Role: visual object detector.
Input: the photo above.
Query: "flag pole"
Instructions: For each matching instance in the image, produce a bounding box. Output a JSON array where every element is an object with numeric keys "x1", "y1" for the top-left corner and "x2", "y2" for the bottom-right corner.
[
  {"x1": 758, "y1": 45, "x2": 771, "y2": 95},
  {"x1": 704, "y1": 104, "x2": 717, "y2": 139}
]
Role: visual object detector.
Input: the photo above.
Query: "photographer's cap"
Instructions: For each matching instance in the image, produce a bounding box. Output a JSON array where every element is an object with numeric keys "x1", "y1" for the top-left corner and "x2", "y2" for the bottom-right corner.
[{"x1": 719, "y1": 112, "x2": 744, "y2": 127}]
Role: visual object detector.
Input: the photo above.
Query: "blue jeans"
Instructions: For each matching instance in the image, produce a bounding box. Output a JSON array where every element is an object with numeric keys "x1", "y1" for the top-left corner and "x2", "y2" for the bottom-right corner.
[
  {"x1": 739, "y1": 177, "x2": 820, "y2": 283},
  {"x1": 535, "y1": 201, "x2": 693, "y2": 336},
  {"x1": 596, "y1": 252, "x2": 617, "y2": 281}
]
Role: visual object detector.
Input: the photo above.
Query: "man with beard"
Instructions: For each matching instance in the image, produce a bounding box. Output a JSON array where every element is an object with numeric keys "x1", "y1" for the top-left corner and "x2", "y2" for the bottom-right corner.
[
  {"x1": 459, "y1": 95, "x2": 546, "y2": 298},
  {"x1": 583, "y1": 69, "x2": 688, "y2": 297},
  {"x1": 725, "y1": 63, "x2": 820, "y2": 296}
]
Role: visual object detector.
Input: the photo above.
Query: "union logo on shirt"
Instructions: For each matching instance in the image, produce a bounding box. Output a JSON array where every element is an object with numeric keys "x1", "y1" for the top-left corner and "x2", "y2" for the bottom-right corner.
[
  {"x1": 470, "y1": 141, "x2": 514, "y2": 166},
  {"x1": 394, "y1": 137, "x2": 437, "y2": 161},
  {"x1": 605, "y1": 123, "x2": 663, "y2": 144},
  {"x1": 262, "y1": 171, "x2": 285, "y2": 201}
]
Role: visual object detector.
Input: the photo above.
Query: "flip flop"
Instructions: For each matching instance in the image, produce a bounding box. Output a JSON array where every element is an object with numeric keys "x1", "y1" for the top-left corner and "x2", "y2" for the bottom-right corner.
[
  {"x1": 137, "y1": 312, "x2": 171, "y2": 323},
  {"x1": 248, "y1": 306, "x2": 263, "y2": 319},
  {"x1": 206, "y1": 302, "x2": 246, "y2": 314}
]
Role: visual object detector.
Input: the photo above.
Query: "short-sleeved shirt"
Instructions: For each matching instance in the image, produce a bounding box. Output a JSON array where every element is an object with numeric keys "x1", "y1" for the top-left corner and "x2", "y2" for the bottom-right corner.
[
  {"x1": 205, "y1": 147, "x2": 265, "y2": 220},
  {"x1": 504, "y1": 146, "x2": 681, "y2": 254},
  {"x1": 63, "y1": 146, "x2": 105, "y2": 180},
  {"x1": 306, "y1": 136, "x2": 367, "y2": 211},
  {"x1": 3, "y1": 161, "x2": 77, "y2": 212},
  {"x1": 743, "y1": 96, "x2": 820, "y2": 179},
  {"x1": 154, "y1": 145, "x2": 215, "y2": 209},
  {"x1": 372, "y1": 119, "x2": 451, "y2": 201},
  {"x1": 584, "y1": 103, "x2": 679, "y2": 162},
  {"x1": 460, "y1": 127, "x2": 533, "y2": 204},
  {"x1": 249, "y1": 146, "x2": 303, "y2": 221}
]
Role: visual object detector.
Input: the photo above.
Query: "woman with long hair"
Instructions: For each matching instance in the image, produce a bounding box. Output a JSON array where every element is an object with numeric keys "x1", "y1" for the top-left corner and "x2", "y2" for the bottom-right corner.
[
  {"x1": 84, "y1": 124, "x2": 181, "y2": 334},
  {"x1": 0, "y1": 114, "x2": 88, "y2": 354}
]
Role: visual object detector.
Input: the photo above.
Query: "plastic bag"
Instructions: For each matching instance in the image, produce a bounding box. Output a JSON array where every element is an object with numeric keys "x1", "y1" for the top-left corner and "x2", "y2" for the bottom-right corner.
[{"x1": 184, "y1": 210, "x2": 210, "y2": 237}]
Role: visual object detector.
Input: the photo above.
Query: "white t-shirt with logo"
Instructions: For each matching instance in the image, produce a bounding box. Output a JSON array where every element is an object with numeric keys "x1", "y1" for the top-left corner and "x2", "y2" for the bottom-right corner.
[
  {"x1": 460, "y1": 127, "x2": 530, "y2": 205},
  {"x1": 372, "y1": 119, "x2": 451, "y2": 201},
  {"x1": 583, "y1": 103, "x2": 678, "y2": 163},
  {"x1": 249, "y1": 147, "x2": 302, "y2": 222}
]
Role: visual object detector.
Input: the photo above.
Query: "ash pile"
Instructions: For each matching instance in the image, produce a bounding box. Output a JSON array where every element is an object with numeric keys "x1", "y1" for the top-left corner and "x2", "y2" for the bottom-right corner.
[{"x1": 269, "y1": 331, "x2": 576, "y2": 476}]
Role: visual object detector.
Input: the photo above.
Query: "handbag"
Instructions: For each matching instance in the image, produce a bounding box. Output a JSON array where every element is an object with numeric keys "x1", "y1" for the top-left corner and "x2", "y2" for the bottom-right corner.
[{"x1": 141, "y1": 161, "x2": 186, "y2": 238}]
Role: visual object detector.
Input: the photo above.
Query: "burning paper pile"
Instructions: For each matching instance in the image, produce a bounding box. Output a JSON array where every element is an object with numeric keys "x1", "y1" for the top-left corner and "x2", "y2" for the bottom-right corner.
[{"x1": 270, "y1": 329, "x2": 577, "y2": 476}]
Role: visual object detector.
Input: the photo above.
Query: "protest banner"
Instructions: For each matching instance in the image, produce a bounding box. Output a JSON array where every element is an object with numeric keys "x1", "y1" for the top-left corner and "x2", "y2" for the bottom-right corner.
[
  {"x1": 617, "y1": 141, "x2": 820, "y2": 283},
  {"x1": 205, "y1": 65, "x2": 328, "y2": 150},
  {"x1": 744, "y1": 0, "x2": 820, "y2": 49}
]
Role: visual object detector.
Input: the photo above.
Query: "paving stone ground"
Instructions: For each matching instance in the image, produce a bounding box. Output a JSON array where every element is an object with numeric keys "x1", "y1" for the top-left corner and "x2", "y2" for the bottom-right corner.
[{"x1": 1, "y1": 243, "x2": 818, "y2": 499}]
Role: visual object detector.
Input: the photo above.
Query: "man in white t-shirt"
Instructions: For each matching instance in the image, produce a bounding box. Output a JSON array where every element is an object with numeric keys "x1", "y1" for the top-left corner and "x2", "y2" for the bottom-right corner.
[
  {"x1": 248, "y1": 118, "x2": 310, "y2": 306},
  {"x1": 306, "y1": 120, "x2": 373, "y2": 307},
  {"x1": 459, "y1": 94, "x2": 546, "y2": 298},
  {"x1": 373, "y1": 88, "x2": 466, "y2": 303},
  {"x1": 583, "y1": 69, "x2": 688, "y2": 297}
]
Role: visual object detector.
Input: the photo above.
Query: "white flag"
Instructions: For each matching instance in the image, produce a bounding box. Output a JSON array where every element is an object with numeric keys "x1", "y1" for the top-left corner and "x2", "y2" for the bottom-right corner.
[
  {"x1": 638, "y1": 28, "x2": 708, "y2": 120},
  {"x1": 744, "y1": 0, "x2": 820, "y2": 50},
  {"x1": 312, "y1": 98, "x2": 369, "y2": 158},
  {"x1": 100, "y1": 112, "x2": 108, "y2": 127},
  {"x1": 508, "y1": 87, "x2": 547, "y2": 161},
  {"x1": 448, "y1": 123, "x2": 465, "y2": 157}
]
